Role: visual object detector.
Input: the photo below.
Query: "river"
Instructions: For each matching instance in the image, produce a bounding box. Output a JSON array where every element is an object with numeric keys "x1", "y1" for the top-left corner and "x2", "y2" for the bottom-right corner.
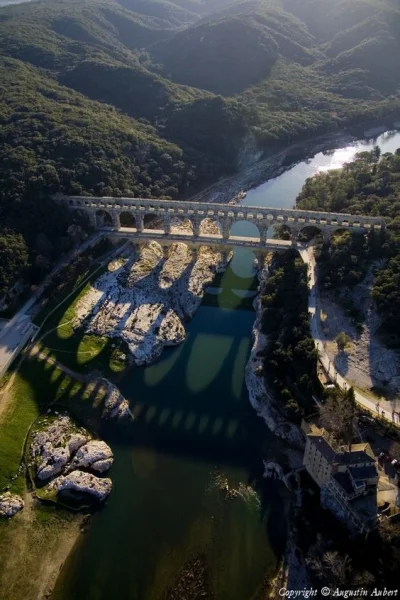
[{"x1": 52, "y1": 129, "x2": 400, "y2": 600}]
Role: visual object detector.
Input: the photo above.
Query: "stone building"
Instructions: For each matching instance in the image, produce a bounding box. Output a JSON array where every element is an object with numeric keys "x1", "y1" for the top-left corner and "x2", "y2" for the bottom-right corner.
[{"x1": 303, "y1": 431, "x2": 378, "y2": 535}]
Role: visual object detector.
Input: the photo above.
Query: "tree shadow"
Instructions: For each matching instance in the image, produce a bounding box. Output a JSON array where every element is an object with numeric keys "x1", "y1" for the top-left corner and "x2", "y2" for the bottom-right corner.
[{"x1": 334, "y1": 349, "x2": 349, "y2": 376}]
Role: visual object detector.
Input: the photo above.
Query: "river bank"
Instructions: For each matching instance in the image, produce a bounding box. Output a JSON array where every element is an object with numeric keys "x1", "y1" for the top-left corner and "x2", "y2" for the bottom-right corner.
[
  {"x1": 0, "y1": 491, "x2": 85, "y2": 600},
  {"x1": 245, "y1": 262, "x2": 304, "y2": 454},
  {"x1": 4, "y1": 123, "x2": 400, "y2": 600},
  {"x1": 190, "y1": 121, "x2": 400, "y2": 207}
]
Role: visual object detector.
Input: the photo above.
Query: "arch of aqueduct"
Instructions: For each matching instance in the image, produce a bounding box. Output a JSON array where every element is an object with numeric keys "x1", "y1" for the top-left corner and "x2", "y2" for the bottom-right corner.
[{"x1": 59, "y1": 196, "x2": 385, "y2": 252}]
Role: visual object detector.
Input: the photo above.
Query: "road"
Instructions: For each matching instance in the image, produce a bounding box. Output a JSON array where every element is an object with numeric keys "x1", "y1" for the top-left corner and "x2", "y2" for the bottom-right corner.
[
  {"x1": 300, "y1": 246, "x2": 400, "y2": 425},
  {"x1": 0, "y1": 231, "x2": 107, "y2": 378}
]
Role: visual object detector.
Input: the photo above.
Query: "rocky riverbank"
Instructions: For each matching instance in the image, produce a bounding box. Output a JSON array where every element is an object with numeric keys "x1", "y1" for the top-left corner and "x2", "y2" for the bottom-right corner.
[
  {"x1": 29, "y1": 413, "x2": 113, "y2": 504},
  {"x1": 74, "y1": 219, "x2": 230, "y2": 366},
  {"x1": 190, "y1": 131, "x2": 355, "y2": 206},
  {"x1": 245, "y1": 263, "x2": 304, "y2": 450}
]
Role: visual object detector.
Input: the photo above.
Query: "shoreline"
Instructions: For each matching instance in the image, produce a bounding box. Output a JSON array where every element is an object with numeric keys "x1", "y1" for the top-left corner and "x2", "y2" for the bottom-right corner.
[
  {"x1": 189, "y1": 120, "x2": 400, "y2": 206},
  {"x1": 0, "y1": 490, "x2": 85, "y2": 600},
  {"x1": 189, "y1": 130, "x2": 354, "y2": 205},
  {"x1": 244, "y1": 261, "x2": 305, "y2": 451},
  {"x1": 2, "y1": 120, "x2": 398, "y2": 599}
]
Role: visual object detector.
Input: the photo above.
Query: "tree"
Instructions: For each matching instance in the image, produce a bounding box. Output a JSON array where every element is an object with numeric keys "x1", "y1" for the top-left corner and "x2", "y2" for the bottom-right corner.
[
  {"x1": 0, "y1": 232, "x2": 29, "y2": 296},
  {"x1": 308, "y1": 550, "x2": 375, "y2": 590},
  {"x1": 389, "y1": 442, "x2": 400, "y2": 463},
  {"x1": 335, "y1": 332, "x2": 351, "y2": 352},
  {"x1": 320, "y1": 388, "x2": 356, "y2": 445}
]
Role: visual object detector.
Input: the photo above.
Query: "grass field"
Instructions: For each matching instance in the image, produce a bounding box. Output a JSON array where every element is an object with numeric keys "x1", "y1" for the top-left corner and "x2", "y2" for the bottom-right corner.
[{"x1": 0, "y1": 356, "x2": 109, "y2": 492}]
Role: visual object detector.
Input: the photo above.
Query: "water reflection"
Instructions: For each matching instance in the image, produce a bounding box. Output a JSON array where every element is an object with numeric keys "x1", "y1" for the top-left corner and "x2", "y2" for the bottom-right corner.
[
  {"x1": 186, "y1": 332, "x2": 234, "y2": 392},
  {"x1": 244, "y1": 129, "x2": 400, "y2": 209},
  {"x1": 51, "y1": 128, "x2": 400, "y2": 600}
]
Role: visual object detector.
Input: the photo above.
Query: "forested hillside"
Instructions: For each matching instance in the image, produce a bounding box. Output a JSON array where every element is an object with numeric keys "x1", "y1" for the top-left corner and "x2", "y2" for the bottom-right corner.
[
  {"x1": 1, "y1": 0, "x2": 400, "y2": 300},
  {"x1": 296, "y1": 149, "x2": 400, "y2": 334}
]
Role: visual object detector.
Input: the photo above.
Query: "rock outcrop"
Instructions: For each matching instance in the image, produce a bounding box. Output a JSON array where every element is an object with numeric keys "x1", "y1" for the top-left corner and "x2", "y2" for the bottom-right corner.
[
  {"x1": 70, "y1": 441, "x2": 114, "y2": 472},
  {"x1": 49, "y1": 471, "x2": 112, "y2": 502},
  {"x1": 0, "y1": 492, "x2": 24, "y2": 518},
  {"x1": 30, "y1": 415, "x2": 90, "y2": 481},
  {"x1": 29, "y1": 414, "x2": 113, "y2": 503},
  {"x1": 74, "y1": 219, "x2": 230, "y2": 366}
]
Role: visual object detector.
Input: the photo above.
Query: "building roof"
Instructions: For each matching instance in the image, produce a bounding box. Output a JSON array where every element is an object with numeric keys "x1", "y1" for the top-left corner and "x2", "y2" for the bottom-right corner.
[
  {"x1": 349, "y1": 466, "x2": 378, "y2": 481},
  {"x1": 307, "y1": 435, "x2": 376, "y2": 467},
  {"x1": 336, "y1": 450, "x2": 375, "y2": 466},
  {"x1": 333, "y1": 472, "x2": 354, "y2": 495},
  {"x1": 352, "y1": 493, "x2": 378, "y2": 524},
  {"x1": 308, "y1": 435, "x2": 336, "y2": 462},
  {"x1": 351, "y1": 443, "x2": 372, "y2": 453}
]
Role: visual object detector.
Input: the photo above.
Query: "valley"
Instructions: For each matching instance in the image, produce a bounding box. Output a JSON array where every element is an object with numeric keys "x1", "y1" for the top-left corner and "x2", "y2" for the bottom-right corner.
[{"x1": 1, "y1": 1, "x2": 400, "y2": 599}]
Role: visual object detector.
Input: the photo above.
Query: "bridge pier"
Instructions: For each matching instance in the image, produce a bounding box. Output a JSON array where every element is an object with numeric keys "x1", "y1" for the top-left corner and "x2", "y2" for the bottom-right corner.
[
  {"x1": 222, "y1": 218, "x2": 231, "y2": 240},
  {"x1": 191, "y1": 247, "x2": 199, "y2": 262},
  {"x1": 192, "y1": 218, "x2": 201, "y2": 237},
  {"x1": 163, "y1": 214, "x2": 171, "y2": 235},
  {"x1": 162, "y1": 245, "x2": 170, "y2": 260},
  {"x1": 323, "y1": 229, "x2": 331, "y2": 244},
  {"x1": 135, "y1": 213, "x2": 144, "y2": 233},
  {"x1": 88, "y1": 211, "x2": 97, "y2": 229},
  {"x1": 291, "y1": 230, "x2": 299, "y2": 247},
  {"x1": 260, "y1": 228, "x2": 269, "y2": 245},
  {"x1": 220, "y1": 250, "x2": 228, "y2": 264},
  {"x1": 112, "y1": 213, "x2": 120, "y2": 228}
]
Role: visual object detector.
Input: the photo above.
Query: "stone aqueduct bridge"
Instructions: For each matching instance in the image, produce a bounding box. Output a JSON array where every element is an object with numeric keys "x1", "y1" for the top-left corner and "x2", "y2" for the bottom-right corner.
[{"x1": 60, "y1": 196, "x2": 385, "y2": 255}]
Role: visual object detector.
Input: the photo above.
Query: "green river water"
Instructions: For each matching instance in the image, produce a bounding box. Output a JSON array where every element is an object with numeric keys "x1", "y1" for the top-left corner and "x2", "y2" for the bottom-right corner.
[
  {"x1": 52, "y1": 129, "x2": 400, "y2": 599},
  {"x1": 52, "y1": 249, "x2": 288, "y2": 600}
]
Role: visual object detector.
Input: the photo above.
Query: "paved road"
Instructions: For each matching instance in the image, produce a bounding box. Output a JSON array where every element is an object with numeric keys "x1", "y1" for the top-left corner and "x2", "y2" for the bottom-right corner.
[
  {"x1": 0, "y1": 231, "x2": 105, "y2": 378},
  {"x1": 300, "y1": 246, "x2": 400, "y2": 425}
]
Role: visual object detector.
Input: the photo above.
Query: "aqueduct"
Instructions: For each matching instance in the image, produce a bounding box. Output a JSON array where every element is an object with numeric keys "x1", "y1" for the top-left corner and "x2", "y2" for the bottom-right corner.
[{"x1": 59, "y1": 196, "x2": 385, "y2": 254}]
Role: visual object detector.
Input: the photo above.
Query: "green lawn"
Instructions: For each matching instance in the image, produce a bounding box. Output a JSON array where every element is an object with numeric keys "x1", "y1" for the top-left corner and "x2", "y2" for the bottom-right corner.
[
  {"x1": 0, "y1": 358, "x2": 109, "y2": 492},
  {"x1": 36, "y1": 263, "x2": 128, "y2": 377}
]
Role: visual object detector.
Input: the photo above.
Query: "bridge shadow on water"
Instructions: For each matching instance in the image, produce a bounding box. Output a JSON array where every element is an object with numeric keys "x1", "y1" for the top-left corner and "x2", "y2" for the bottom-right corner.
[
  {"x1": 29, "y1": 247, "x2": 290, "y2": 600},
  {"x1": 103, "y1": 306, "x2": 282, "y2": 474}
]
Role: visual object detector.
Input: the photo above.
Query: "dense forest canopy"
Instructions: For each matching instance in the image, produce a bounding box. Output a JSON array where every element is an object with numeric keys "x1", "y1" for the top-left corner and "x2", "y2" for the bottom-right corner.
[
  {"x1": 296, "y1": 148, "x2": 400, "y2": 332},
  {"x1": 1, "y1": 0, "x2": 400, "y2": 298},
  {"x1": 261, "y1": 250, "x2": 317, "y2": 420}
]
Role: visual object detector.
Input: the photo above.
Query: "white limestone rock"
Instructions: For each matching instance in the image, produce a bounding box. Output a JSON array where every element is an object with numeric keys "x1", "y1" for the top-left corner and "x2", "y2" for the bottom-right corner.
[
  {"x1": 91, "y1": 458, "x2": 114, "y2": 473},
  {"x1": 37, "y1": 446, "x2": 70, "y2": 481},
  {"x1": 30, "y1": 415, "x2": 91, "y2": 481},
  {"x1": 70, "y1": 441, "x2": 113, "y2": 471},
  {"x1": 68, "y1": 434, "x2": 88, "y2": 454},
  {"x1": 73, "y1": 224, "x2": 227, "y2": 367},
  {"x1": 49, "y1": 471, "x2": 112, "y2": 502},
  {"x1": 0, "y1": 492, "x2": 24, "y2": 518}
]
